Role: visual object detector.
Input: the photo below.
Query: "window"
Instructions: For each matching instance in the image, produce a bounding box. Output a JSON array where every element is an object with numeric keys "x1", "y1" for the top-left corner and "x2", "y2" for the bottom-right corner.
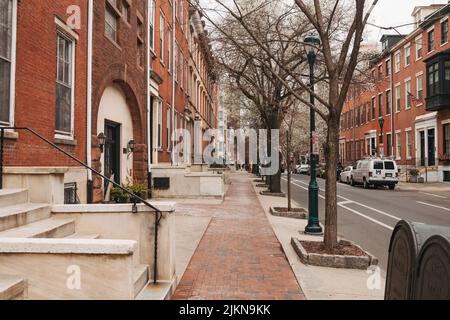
[
  {"x1": 405, "y1": 79, "x2": 411, "y2": 110},
  {"x1": 386, "y1": 90, "x2": 391, "y2": 115},
  {"x1": 160, "y1": 11, "x2": 165, "y2": 64},
  {"x1": 167, "y1": 28, "x2": 171, "y2": 72},
  {"x1": 395, "y1": 85, "x2": 401, "y2": 112},
  {"x1": 396, "y1": 132, "x2": 401, "y2": 159},
  {"x1": 406, "y1": 130, "x2": 412, "y2": 159},
  {"x1": 180, "y1": 51, "x2": 184, "y2": 89},
  {"x1": 428, "y1": 62, "x2": 439, "y2": 96},
  {"x1": 157, "y1": 100, "x2": 162, "y2": 149},
  {"x1": 105, "y1": 1, "x2": 119, "y2": 42},
  {"x1": 442, "y1": 20, "x2": 448, "y2": 45},
  {"x1": 166, "y1": 105, "x2": 171, "y2": 150},
  {"x1": 378, "y1": 65, "x2": 382, "y2": 81},
  {"x1": 149, "y1": 0, "x2": 155, "y2": 51},
  {"x1": 444, "y1": 124, "x2": 450, "y2": 155},
  {"x1": 416, "y1": 73, "x2": 423, "y2": 103},
  {"x1": 395, "y1": 52, "x2": 401, "y2": 73},
  {"x1": 55, "y1": 33, "x2": 74, "y2": 135},
  {"x1": 405, "y1": 45, "x2": 411, "y2": 66},
  {"x1": 416, "y1": 35, "x2": 423, "y2": 59},
  {"x1": 137, "y1": 18, "x2": 144, "y2": 67},
  {"x1": 121, "y1": 0, "x2": 130, "y2": 23},
  {"x1": 428, "y1": 29, "x2": 435, "y2": 52},
  {"x1": 386, "y1": 134, "x2": 392, "y2": 157},
  {"x1": 0, "y1": 0, "x2": 14, "y2": 124},
  {"x1": 378, "y1": 93, "x2": 383, "y2": 117},
  {"x1": 386, "y1": 59, "x2": 391, "y2": 77},
  {"x1": 367, "y1": 103, "x2": 371, "y2": 122},
  {"x1": 371, "y1": 97, "x2": 376, "y2": 120},
  {"x1": 180, "y1": 0, "x2": 184, "y2": 30},
  {"x1": 174, "y1": 41, "x2": 178, "y2": 82}
]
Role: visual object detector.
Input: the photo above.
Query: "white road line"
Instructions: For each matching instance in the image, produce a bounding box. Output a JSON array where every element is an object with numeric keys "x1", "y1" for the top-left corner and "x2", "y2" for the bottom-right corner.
[
  {"x1": 417, "y1": 201, "x2": 450, "y2": 212},
  {"x1": 420, "y1": 192, "x2": 448, "y2": 199},
  {"x1": 283, "y1": 177, "x2": 399, "y2": 230}
]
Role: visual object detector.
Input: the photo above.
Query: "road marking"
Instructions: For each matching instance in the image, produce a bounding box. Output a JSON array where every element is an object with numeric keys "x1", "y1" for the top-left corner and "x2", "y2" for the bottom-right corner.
[
  {"x1": 283, "y1": 177, "x2": 399, "y2": 231},
  {"x1": 417, "y1": 201, "x2": 450, "y2": 212},
  {"x1": 420, "y1": 192, "x2": 448, "y2": 199}
]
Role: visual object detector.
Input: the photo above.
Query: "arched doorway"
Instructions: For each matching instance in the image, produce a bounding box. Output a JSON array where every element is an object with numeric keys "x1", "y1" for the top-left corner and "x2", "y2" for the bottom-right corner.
[{"x1": 97, "y1": 84, "x2": 134, "y2": 188}]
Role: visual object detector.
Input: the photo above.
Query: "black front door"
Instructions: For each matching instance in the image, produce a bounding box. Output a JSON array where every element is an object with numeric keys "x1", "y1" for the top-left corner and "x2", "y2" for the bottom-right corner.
[
  {"x1": 104, "y1": 121, "x2": 121, "y2": 190},
  {"x1": 420, "y1": 131, "x2": 426, "y2": 166},
  {"x1": 427, "y1": 128, "x2": 436, "y2": 166}
]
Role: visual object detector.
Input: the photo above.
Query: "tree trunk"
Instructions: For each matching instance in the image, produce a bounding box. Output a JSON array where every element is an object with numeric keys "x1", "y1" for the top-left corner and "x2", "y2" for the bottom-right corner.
[
  {"x1": 270, "y1": 170, "x2": 282, "y2": 193},
  {"x1": 287, "y1": 130, "x2": 292, "y2": 211},
  {"x1": 324, "y1": 120, "x2": 340, "y2": 250}
]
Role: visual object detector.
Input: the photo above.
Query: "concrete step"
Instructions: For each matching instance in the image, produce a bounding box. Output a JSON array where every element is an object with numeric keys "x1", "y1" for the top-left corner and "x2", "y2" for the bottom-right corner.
[
  {"x1": 0, "y1": 189, "x2": 28, "y2": 208},
  {"x1": 0, "y1": 218, "x2": 75, "y2": 239},
  {"x1": 65, "y1": 233, "x2": 100, "y2": 239},
  {"x1": 0, "y1": 275, "x2": 26, "y2": 300},
  {"x1": 134, "y1": 265, "x2": 149, "y2": 298},
  {"x1": 135, "y1": 281, "x2": 176, "y2": 300},
  {"x1": 0, "y1": 203, "x2": 51, "y2": 232}
]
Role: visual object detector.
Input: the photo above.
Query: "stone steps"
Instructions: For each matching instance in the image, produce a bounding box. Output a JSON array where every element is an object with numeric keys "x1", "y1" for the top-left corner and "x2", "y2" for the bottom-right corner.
[
  {"x1": 0, "y1": 189, "x2": 28, "y2": 208},
  {"x1": 0, "y1": 218, "x2": 75, "y2": 239},
  {"x1": 0, "y1": 274, "x2": 26, "y2": 300},
  {"x1": 0, "y1": 203, "x2": 51, "y2": 232},
  {"x1": 134, "y1": 265, "x2": 149, "y2": 298},
  {"x1": 65, "y1": 233, "x2": 100, "y2": 239}
]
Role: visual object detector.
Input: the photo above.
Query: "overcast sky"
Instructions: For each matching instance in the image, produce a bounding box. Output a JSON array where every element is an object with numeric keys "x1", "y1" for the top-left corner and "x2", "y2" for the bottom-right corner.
[{"x1": 368, "y1": 0, "x2": 448, "y2": 43}]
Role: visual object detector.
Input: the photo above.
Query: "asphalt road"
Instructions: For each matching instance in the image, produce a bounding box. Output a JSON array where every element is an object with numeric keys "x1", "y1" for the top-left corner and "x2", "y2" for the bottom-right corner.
[{"x1": 281, "y1": 173, "x2": 450, "y2": 272}]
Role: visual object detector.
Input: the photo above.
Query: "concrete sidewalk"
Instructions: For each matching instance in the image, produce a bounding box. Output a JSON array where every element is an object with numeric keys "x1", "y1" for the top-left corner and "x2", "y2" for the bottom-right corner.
[
  {"x1": 171, "y1": 173, "x2": 305, "y2": 300},
  {"x1": 253, "y1": 180, "x2": 385, "y2": 300}
]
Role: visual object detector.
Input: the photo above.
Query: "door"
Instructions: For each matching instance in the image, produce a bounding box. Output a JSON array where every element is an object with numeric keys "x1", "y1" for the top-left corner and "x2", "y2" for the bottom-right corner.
[
  {"x1": 104, "y1": 121, "x2": 121, "y2": 189},
  {"x1": 420, "y1": 131, "x2": 426, "y2": 167},
  {"x1": 427, "y1": 128, "x2": 436, "y2": 166}
]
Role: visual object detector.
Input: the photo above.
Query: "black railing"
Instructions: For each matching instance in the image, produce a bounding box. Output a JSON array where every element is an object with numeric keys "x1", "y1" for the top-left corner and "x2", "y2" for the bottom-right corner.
[{"x1": 0, "y1": 127, "x2": 161, "y2": 284}]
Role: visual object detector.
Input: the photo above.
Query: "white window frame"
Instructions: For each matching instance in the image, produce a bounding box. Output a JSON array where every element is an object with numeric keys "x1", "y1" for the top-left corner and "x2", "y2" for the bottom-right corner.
[
  {"x1": 55, "y1": 30, "x2": 76, "y2": 139},
  {"x1": 174, "y1": 40, "x2": 178, "y2": 83},
  {"x1": 416, "y1": 71, "x2": 424, "y2": 106},
  {"x1": 395, "y1": 51, "x2": 401, "y2": 73},
  {"x1": 415, "y1": 35, "x2": 423, "y2": 61},
  {"x1": 404, "y1": 44, "x2": 411, "y2": 67},
  {"x1": 395, "y1": 83, "x2": 401, "y2": 113},
  {"x1": 441, "y1": 17, "x2": 449, "y2": 46},
  {"x1": 395, "y1": 130, "x2": 402, "y2": 160},
  {"x1": 157, "y1": 99, "x2": 163, "y2": 149},
  {"x1": 160, "y1": 11, "x2": 165, "y2": 65},
  {"x1": 386, "y1": 88, "x2": 392, "y2": 115},
  {"x1": 427, "y1": 26, "x2": 435, "y2": 54},
  {"x1": 385, "y1": 58, "x2": 391, "y2": 77},
  {"x1": 166, "y1": 104, "x2": 171, "y2": 150},
  {"x1": 405, "y1": 78, "x2": 412, "y2": 110},
  {"x1": 149, "y1": 0, "x2": 156, "y2": 53},
  {"x1": 405, "y1": 128, "x2": 412, "y2": 160},
  {"x1": 0, "y1": 0, "x2": 17, "y2": 127}
]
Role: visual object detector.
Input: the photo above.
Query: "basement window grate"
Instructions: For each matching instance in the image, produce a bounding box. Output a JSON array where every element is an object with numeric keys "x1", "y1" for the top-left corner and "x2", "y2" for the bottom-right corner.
[{"x1": 64, "y1": 183, "x2": 80, "y2": 204}]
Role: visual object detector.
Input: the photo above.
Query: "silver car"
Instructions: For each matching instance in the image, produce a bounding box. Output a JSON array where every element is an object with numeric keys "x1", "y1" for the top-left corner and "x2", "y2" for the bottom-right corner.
[{"x1": 340, "y1": 166, "x2": 354, "y2": 184}]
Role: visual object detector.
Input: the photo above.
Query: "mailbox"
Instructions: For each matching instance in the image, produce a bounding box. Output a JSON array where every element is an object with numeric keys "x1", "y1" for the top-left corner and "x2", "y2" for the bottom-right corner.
[{"x1": 385, "y1": 220, "x2": 450, "y2": 300}]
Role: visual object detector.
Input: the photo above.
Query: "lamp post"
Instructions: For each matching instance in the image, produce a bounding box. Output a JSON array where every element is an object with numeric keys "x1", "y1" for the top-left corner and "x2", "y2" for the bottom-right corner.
[
  {"x1": 304, "y1": 34, "x2": 323, "y2": 235},
  {"x1": 378, "y1": 116, "x2": 385, "y2": 157}
]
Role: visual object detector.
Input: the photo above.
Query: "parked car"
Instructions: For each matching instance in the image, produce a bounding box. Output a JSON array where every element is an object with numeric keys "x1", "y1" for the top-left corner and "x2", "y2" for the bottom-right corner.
[
  {"x1": 295, "y1": 164, "x2": 310, "y2": 174},
  {"x1": 340, "y1": 166, "x2": 355, "y2": 184},
  {"x1": 351, "y1": 158, "x2": 399, "y2": 190}
]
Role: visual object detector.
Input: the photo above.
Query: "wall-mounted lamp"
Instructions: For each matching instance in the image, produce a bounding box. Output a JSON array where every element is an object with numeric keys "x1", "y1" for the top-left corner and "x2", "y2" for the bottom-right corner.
[
  {"x1": 127, "y1": 140, "x2": 136, "y2": 154},
  {"x1": 98, "y1": 133, "x2": 106, "y2": 153}
]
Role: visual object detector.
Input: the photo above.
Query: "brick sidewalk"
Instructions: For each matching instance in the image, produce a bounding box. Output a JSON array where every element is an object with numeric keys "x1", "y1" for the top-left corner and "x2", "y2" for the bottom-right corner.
[{"x1": 172, "y1": 174, "x2": 305, "y2": 300}]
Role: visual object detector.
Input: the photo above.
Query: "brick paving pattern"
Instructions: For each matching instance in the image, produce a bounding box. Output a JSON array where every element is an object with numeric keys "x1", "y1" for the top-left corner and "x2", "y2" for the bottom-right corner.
[{"x1": 172, "y1": 174, "x2": 305, "y2": 300}]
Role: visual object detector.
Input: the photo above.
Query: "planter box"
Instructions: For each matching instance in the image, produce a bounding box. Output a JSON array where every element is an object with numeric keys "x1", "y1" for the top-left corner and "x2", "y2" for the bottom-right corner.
[
  {"x1": 291, "y1": 238, "x2": 378, "y2": 270},
  {"x1": 409, "y1": 176, "x2": 418, "y2": 183},
  {"x1": 270, "y1": 207, "x2": 307, "y2": 220}
]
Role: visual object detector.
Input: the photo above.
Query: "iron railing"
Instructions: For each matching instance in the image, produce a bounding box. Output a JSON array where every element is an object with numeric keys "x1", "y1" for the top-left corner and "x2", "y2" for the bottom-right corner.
[{"x1": 0, "y1": 127, "x2": 162, "y2": 284}]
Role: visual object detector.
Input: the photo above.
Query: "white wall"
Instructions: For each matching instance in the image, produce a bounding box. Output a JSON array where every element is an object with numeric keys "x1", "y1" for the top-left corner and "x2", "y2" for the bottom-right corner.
[{"x1": 97, "y1": 85, "x2": 134, "y2": 186}]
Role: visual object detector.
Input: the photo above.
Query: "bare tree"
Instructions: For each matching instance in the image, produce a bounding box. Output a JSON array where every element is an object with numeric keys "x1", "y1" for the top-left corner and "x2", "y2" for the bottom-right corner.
[{"x1": 196, "y1": 0, "x2": 378, "y2": 249}]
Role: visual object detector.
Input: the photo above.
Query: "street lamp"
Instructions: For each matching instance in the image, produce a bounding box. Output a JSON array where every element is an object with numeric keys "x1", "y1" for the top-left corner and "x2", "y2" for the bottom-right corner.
[
  {"x1": 378, "y1": 116, "x2": 385, "y2": 157},
  {"x1": 304, "y1": 34, "x2": 323, "y2": 235}
]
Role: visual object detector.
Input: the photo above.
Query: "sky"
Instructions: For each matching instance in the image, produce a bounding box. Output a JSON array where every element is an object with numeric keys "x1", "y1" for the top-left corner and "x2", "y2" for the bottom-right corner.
[{"x1": 368, "y1": 0, "x2": 448, "y2": 43}]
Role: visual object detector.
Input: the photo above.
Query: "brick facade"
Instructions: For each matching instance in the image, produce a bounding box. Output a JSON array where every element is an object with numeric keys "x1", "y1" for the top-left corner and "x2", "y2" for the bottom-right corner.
[{"x1": 340, "y1": 4, "x2": 450, "y2": 182}]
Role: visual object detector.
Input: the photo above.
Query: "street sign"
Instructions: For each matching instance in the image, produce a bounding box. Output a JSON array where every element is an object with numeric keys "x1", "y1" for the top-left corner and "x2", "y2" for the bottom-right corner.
[{"x1": 312, "y1": 131, "x2": 320, "y2": 155}]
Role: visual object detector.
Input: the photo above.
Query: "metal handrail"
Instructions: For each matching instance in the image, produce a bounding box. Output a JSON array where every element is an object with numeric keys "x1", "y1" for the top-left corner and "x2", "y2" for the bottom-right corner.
[{"x1": 0, "y1": 127, "x2": 161, "y2": 284}]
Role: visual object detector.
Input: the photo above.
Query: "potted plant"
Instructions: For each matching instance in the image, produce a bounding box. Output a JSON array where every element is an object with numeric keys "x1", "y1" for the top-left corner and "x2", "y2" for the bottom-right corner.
[
  {"x1": 439, "y1": 153, "x2": 450, "y2": 165},
  {"x1": 409, "y1": 169, "x2": 420, "y2": 183},
  {"x1": 110, "y1": 187, "x2": 131, "y2": 203},
  {"x1": 126, "y1": 184, "x2": 148, "y2": 203}
]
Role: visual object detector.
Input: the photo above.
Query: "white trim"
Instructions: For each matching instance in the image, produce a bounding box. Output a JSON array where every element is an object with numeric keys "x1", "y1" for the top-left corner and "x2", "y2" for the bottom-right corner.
[
  {"x1": 415, "y1": 35, "x2": 423, "y2": 61},
  {"x1": 395, "y1": 129, "x2": 402, "y2": 134},
  {"x1": 440, "y1": 16, "x2": 449, "y2": 24},
  {"x1": 405, "y1": 127, "x2": 412, "y2": 132},
  {"x1": 54, "y1": 17, "x2": 79, "y2": 41},
  {"x1": 442, "y1": 119, "x2": 450, "y2": 125},
  {"x1": 427, "y1": 25, "x2": 435, "y2": 33}
]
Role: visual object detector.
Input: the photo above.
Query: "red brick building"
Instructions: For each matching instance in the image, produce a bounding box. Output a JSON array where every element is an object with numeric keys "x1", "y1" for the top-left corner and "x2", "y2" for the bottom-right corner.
[
  {"x1": 1, "y1": 0, "x2": 89, "y2": 199},
  {"x1": 340, "y1": 4, "x2": 450, "y2": 182}
]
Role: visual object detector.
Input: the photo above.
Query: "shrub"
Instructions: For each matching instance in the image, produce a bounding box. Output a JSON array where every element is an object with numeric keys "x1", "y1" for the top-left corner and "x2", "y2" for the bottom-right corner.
[{"x1": 409, "y1": 169, "x2": 420, "y2": 177}]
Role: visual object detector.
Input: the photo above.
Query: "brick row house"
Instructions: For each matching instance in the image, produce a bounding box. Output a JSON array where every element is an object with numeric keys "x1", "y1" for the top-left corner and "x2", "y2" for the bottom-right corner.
[
  {"x1": 340, "y1": 4, "x2": 450, "y2": 183},
  {"x1": 0, "y1": 0, "x2": 219, "y2": 203}
]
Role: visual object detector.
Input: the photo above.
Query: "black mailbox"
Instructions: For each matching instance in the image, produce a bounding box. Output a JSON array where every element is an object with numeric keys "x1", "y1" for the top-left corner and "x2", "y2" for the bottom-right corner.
[
  {"x1": 415, "y1": 235, "x2": 450, "y2": 300},
  {"x1": 385, "y1": 220, "x2": 450, "y2": 300},
  {"x1": 153, "y1": 177, "x2": 170, "y2": 190}
]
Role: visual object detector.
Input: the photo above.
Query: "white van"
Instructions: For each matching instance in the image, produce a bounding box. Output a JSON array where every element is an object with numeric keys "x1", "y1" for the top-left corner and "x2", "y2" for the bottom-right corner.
[{"x1": 351, "y1": 158, "x2": 399, "y2": 190}]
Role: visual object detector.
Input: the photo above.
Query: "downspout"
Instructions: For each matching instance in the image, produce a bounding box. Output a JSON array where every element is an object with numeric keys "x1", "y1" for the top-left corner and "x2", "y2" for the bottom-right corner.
[
  {"x1": 86, "y1": 0, "x2": 94, "y2": 203},
  {"x1": 390, "y1": 52, "x2": 394, "y2": 158},
  {"x1": 171, "y1": 1, "x2": 176, "y2": 165},
  {"x1": 147, "y1": 0, "x2": 153, "y2": 188}
]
